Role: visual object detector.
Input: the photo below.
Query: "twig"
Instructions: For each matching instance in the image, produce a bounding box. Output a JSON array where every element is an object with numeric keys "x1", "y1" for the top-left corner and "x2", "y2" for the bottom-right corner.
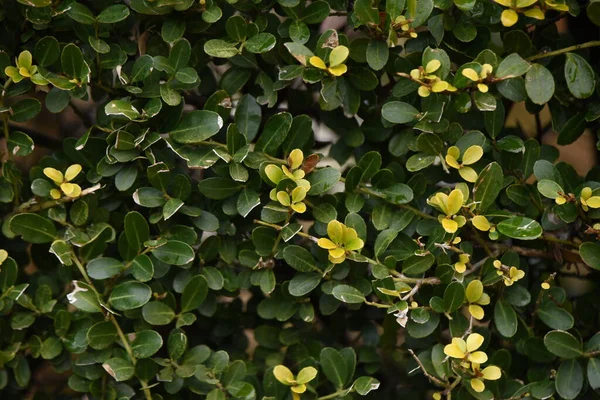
[
  {"x1": 526, "y1": 40, "x2": 600, "y2": 61},
  {"x1": 408, "y1": 349, "x2": 448, "y2": 387}
]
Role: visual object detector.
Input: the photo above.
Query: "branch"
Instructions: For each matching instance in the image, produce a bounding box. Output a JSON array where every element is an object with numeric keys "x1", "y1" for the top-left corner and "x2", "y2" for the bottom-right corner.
[
  {"x1": 526, "y1": 40, "x2": 600, "y2": 61},
  {"x1": 408, "y1": 349, "x2": 448, "y2": 387}
]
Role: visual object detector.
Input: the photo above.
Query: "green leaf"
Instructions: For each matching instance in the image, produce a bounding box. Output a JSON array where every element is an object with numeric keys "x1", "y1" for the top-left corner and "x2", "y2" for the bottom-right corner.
[
  {"x1": 544, "y1": 330, "x2": 582, "y2": 359},
  {"x1": 175, "y1": 67, "x2": 199, "y2": 84},
  {"x1": 564, "y1": 53, "x2": 595, "y2": 99},
  {"x1": 381, "y1": 101, "x2": 419, "y2": 124},
  {"x1": 374, "y1": 229, "x2": 398, "y2": 257},
  {"x1": 412, "y1": 0, "x2": 433, "y2": 25},
  {"x1": 283, "y1": 245, "x2": 317, "y2": 272},
  {"x1": 198, "y1": 177, "x2": 242, "y2": 200},
  {"x1": 7, "y1": 131, "x2": 34, "y2": 157},
  {"x1": 40, "y1": 337, "x2": 63, "y2": 360},
  {"x1": 378, "y1": 183, "x2": 414, "y2": 205},
  {"x1": 10, "y1": 98, "x2": 41, "y2": 122},
  {"x1": 124, "y1": 211, "x2": 149, "y2": 253},
  {"x1": 133, "y1": 187, "x2": 166, "y2": 207},
  {"x1": 163, "y1": 198, "x2": 184, "y2": 220},
  {"x1": 235, "y1": 95, "x2": 261, "y2": 142},
  {"x1": 204, "y1": 39, "x2": 239, "y2": 58},
  {"x1": 495, "y1": 53, "x2": 530, "y2": 78},
  {"x1": 87, "y1": 257, "x2": 123, "y2": 280},
  {"x1": 67, "y1": 281, "x2": 102, "y2": 313},
  {"x1": 353, "y1": 376, "x2": 381, "y2": 395},
  {"x1": 130, "y1": 54, "x2": 154, "y2": 83},
  {"x1": 473, "y1": 162, "x2": 503, "y2": 213},
  {"x1": 67, "y1": 3, "x2": 95, "y2": 25},
  {"x1": 170, "y1": 110, "x2": 223, "y2": 144},
  {"x1": 444, "y1": 282, "x2": 465, "y2": 313},
  {"x1": 50, "y1": 240, "x2": 72, "y2": 266},
  {"x1": 484, "y1": 102, "x2": 505, "y2": 139},
  {"x1": 10, "y1": 213, "x2": 57, "y2": 244},
  {"x1": 181, "y1": 275, "x2": 209, "y2": 312},
  {"x1": 87, "y1": 321, "x2": 117, "y2": 350},
  {"x1": 307, "y1": 167, "x2": 341, "y2": 195},
  {"x1": 538, "y1": 303, "x2": 574, "y2": 330},
  {"x1": 97, "y1": 4, "x2": 130, "y2": 23},
  {"x1": 320, "y1": 348, "x2": 348, "y2": 388},
  {"x1": 128, "y1": 254, "x2": 153, "y2": 283},
  {"x1": 108, "y1": 281, "x2": 152, "y2": 311},
  {"x1": 537, "y1": 179, "x2": 563, "y2": 199},
  {"x1": 289, "y1": 21, "x2": 310, "y2": 44},
  {"x1": 588, "y1": 0, "x2": 600, "y2": 26},
  {"x1": 366, "y1": 40, "x2": 388, "y2": 71},
  {"x1": 416, "y1": 133, "x2": 443, "y2": 156},
  {"x1": 406, "y1": 154, "x2": 435, "y2": 172},
  {"x1": 580, "y1": 242, "x2": 600, "y2": 271},
  {"x1": 61, "y1": 43, "x2": 90, "y2": 82},
  {"x1": 386, "y1": 0, "x2": 406, "y2": 19},
  {"x1": 202, "y1": 5, "x2": 222, "y2": 23},
  {"x1": 152, "y1": 240, "x2": 195, "y2": 265},
  {"x1": 497, "y1": 217, "x2": 543, "y2": 240},
  {"x1": 288, "y1": 273, "x2": 321, "y2": 296},
  {"x1": 103, "y1": 357, "x2": 135, "y2": 382},
  {"x1": 525, "y1": 64, "x2": 555, "y2": 105},
  {"x1": 132, "y1": 330, "x2": 163, "y2": 358},
  {"x1": 237, "y1": 188, "x2": 260, "y2": 218},
  {"x1": 402, "y1": 253, "x2": 435, "y2": 275},
  {"x1": 162, "y1": 19, "x2": 186, "y2": 43},
  {"x1": 88, "y1": 37, "x2": 110, "y2": 54},
  {"x1": 494, "y1": 300, "x2": 517, "y2": 338},
  {"x1": 555, "y1": 359, "x2": 583, "y2": 399},
  {"x1": 105, "y1": 100, "x2": 140, "y2": 120},
  {"x1": 255, "y1": 112, "x2": 292, "y2": 155},
  {"x1": 142, "y1": 301, "x2": 176, "y2": 325},
  {"x1": 169, "y1": 39, "x2": 191, "y2": 71},
  {"x1": 303, "y1": 0, "x2": 331, "y2": 23},
  {"x1": 332, "y1": 284, "x2": 366, "y2": 304},
  {"x1": 226, "y1": 15, "x2": 247, "y2": 41},
  {"x1": 354, "y1": 0, "x2": 379, "y2": 25},
  {"x1": 245, "y1": 33, "x2": 276, "y2": 54},
  {"x1": 588, "y1": 358, "x2": 600, "y2": 389},
  {"x1": 34, "y1": 36, "x2": 60, "y2": 67},
  {"x1": 557, "y1": 113, "x2": 586, "y2": 146}
]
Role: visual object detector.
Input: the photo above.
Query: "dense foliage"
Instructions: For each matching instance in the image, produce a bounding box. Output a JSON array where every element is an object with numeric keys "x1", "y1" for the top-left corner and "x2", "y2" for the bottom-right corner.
[{"x1": 1, "y1": 0, "x2": 600, "y2": 399}]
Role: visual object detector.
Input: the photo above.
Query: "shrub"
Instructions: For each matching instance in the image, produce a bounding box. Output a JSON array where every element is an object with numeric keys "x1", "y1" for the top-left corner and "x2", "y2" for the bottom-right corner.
[{"x1": 1, "y1": 0, "x2": 600, "y2": 399}]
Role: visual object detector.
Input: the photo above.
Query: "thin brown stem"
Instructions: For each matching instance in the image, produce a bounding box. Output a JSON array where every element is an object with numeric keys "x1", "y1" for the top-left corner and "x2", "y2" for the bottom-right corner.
[
  {"x1": 526, "y1": 40, "x2": 600, "y2": 61},
  {"x1": 408, "y1": 349, "x2": 448, "y2": 387}
]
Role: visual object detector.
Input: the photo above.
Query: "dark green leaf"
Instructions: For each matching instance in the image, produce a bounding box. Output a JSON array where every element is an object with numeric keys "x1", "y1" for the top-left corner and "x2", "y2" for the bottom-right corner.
[
  {"x1": 87, "y1": 257, "x2": 123, "y2": 280},
  {"x1": 381, "y1": 101, "x2": 419, "y2": 124},
  {"x1": 10, "y1": 213, "x2": 57, "y2": 244},
  {"x1": 497, "y1": 217, "x2": 543, "y2": 240},
  {"x1": 544, "y1": 330, "x2": 582, "y2": 359},
  {"x1": 181, "y1": 275, "x2": 209, "y2": 312},
  {"x1": 108, "y1": 281, "x2": 152, "y2": 311},
  {"x1": 555, "y1": 359, "x2": 583, "y2": 399},
  {"x1": 97, "y1": 4, "x2": 130, "y2": 23},
  {"x1": 151, "y1": 240, "x2": 195, "y2": 265},
  {"x1": 320, "y1": 348, "x2": 348, "y2": 388},
  {"x1": 494, "y1": 300, "x2": 517, "y2": 338},
  {"x1": 525, "y1": 64, "x2": 555, "y2": 105},
  {"x1": 564, "y1": 53, "x2": 595, "y2": 99}
]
